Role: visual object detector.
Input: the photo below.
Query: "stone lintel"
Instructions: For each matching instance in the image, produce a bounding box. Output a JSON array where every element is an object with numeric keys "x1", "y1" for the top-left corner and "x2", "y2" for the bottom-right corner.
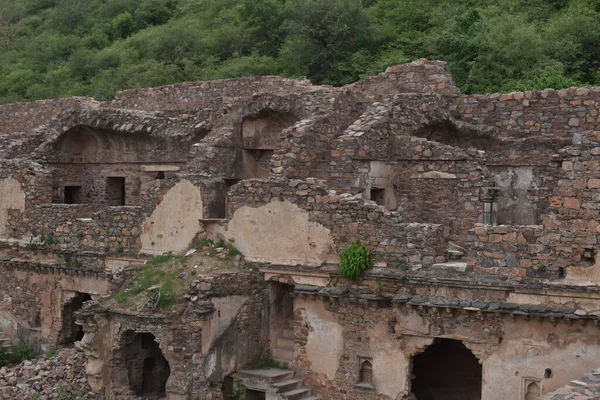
[{"x1": 140, "y1": 164, "x2": 181, "y2": 172}]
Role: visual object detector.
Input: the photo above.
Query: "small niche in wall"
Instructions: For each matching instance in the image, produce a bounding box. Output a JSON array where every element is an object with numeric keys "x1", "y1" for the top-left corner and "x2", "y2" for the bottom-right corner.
[
  {"x1": 52, "y1": 186, "x2": 61, "y2": 204},
  {"x1": 370, "y1": 188, "x2": 386, "y2": 207},
  {"x1": 354, "y1": 357, "x2": 374, "y2": 389},
  {"x1": 156, "y1": 171, "x2": 165, "y2": 180},
  {"x1": 33, "y1": 312, "x2": 41, "y2": 328},
  {"x1": 583, "y1": 250, "x2": 595, "y2": 264},
  {"x1": 64, "y1": 186, "x2": 82, "y2": 204},
  {"x1": 523, "y1": 378, "x2": 542, "y2": 400},
  {"x1": 106, "y1": 177, "x2": 126, "y2": 206}
]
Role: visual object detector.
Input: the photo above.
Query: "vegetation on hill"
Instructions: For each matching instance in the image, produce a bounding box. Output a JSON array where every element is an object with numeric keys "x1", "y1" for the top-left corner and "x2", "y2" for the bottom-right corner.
[{"x1": 0, "y1": 0, "x2": 599, "y2": 103}]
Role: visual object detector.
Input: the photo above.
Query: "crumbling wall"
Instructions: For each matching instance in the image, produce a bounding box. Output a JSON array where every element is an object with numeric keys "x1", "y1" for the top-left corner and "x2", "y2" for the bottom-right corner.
[
  {"x1": 292, "y1": 284, "x2": 600, "y2": 400},
  {"x1": 77, "y1": 272, "x2": 267, "y2": 400},
  {"x1": 227, "y1": 179, "x2": 448, "y2": 268},
  {"x1": 0, "y1": 262, "x2": 109, "y2": 347},
  {"x1": 454, "y1": 88, "x2": 600, "y2": 137}
]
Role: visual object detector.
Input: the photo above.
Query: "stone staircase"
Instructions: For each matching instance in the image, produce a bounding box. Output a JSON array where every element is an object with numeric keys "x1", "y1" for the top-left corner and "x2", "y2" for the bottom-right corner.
[
  {"x1": 272, "y1": 320, "x2": 295, "y2": 365},
  {"x1": 238, "y1": 369, "x2": 320, "y2": 400},
  {"x1": 0, "y1": 331, "x2": 11, "y2": 353}
]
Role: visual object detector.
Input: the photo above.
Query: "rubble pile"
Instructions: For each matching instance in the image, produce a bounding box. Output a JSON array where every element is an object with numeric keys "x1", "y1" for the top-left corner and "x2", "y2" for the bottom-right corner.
[
  {"x1": 0, "y1": 348, "x2": 98, "y2": 400},
  {"x1": 542, "y1": 369, "x2": 600, "y2": 400}
]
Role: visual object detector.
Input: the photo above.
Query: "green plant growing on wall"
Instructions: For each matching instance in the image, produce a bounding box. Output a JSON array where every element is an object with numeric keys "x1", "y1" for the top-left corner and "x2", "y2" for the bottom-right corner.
[
  {"x1": 43, "y1": 234, "x2": 59, "y2": 245},
  {"x1": 339, "y1": 241, "x2": 372, "y2": 281},
  {"x1": 227, "y1": 246, "x2": 240, "y2": 257}
]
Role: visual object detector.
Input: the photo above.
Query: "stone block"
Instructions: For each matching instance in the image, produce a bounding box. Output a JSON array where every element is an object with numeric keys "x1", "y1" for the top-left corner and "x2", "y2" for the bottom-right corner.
[{"x1": 564, "y1": 197, "x2": 581, "y2": 209}]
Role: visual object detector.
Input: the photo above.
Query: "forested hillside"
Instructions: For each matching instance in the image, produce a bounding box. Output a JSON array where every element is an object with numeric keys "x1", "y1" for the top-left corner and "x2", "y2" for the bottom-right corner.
[{"x1": 0, "y1": 0, "x2": 599, "y2": 103}]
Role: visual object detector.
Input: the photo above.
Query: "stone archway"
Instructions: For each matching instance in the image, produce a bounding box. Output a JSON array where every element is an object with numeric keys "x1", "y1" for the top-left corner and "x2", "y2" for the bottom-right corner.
[
  {"x1": 119, "y1": 331, "x2": 170, "y2": 397},
  {"x1": 59, "y1": 292, "x2": 92, "y2": 344},
  {"x1": 410, "y1": 339, "x2": 482, "y2": 400}
]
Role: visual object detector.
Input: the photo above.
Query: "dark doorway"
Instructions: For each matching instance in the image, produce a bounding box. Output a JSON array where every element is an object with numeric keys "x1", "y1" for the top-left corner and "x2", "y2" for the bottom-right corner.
[
  {"x1": 106, "y1": 177, "x2": 126, "y2": 206},
  {"x1": 121, "y1": 331, "x2": 170, "y2": 396},
  {"x1": 64, "y1": 186, "x2": 82, "y2": 204},
  {"x1": 268, "y1": 282, "x2": 295, "y2": 362},
  {"x1": 411, "y1": 339, "x2": 482, "y2": 400},
  {"x1": 60, "y1": 292, "x2": 92, "y2": 343},
  {"x1": 246, "y1": 389, "x2": 266, "y2": 400}
]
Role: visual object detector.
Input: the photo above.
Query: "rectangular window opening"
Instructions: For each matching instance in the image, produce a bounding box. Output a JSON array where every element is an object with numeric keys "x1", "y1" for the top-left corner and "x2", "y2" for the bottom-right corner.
[
  {"x1": 106, "y1": 177, "x2": 126, "y2": 206},
  {"x1": 246, "y1": 389, "x2": 266, "y2": 400},
  {"x1": 583, "y1": 251, "x2": 595, "y2": 264},
  {"x1": 370, "y1": 188, "x2": 386, "y2": 207},
  {"x1": 64, "y1": 186, "x2": 82, "y2": 204},
  {"x1": 156, "y1": 171, "x2": 165, "y2": 180}
]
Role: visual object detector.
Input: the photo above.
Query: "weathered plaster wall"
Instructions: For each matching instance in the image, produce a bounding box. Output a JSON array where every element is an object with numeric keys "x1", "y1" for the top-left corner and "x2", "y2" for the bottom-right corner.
[
  {"x1": 0, "y1": 178, "x2": 25, "y2": 239},
  {"x1": 202, "y1": 295, "x2": 249, "y2": 353},
  {"x1": 141, "y1": 180, "x2": 204, "y2": 254},
  {"x1": 295, "y1": 297, "x2": 343, "y2": 380},
  {"x1": 0, "y1": 263, "x2": 109, "y2": 347},
  {"x1": 482, "y1": 319, "x2": 600, "y2": 399},
  {"x1": 227, "y1": 200, "x2": 336, "y2": 265}
]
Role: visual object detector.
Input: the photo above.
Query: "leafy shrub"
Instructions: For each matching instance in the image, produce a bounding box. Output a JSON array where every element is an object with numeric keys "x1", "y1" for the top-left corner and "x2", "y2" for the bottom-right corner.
[
  {"x1": 0, "y1": 342, "x2": 35, "y2": 366},
  {"x1": 227, "y1": 246, "x2": 240, "y2": 257},
  {"x1": 9, "y1": 342, "x2": 35, "y2": 364},
  {"x1": 196, "y1": 238, "x2": 214, "y2": 248},
  {"x1": 339, "y1": 241, "x2": 372, "y2": 281}
]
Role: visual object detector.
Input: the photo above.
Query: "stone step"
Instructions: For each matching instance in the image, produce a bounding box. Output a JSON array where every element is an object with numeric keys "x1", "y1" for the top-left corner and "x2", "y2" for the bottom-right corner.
[
  {"x1": 238, "y1": 369, "x2": 294, "y2": 383},
  {"x1": 282, "y1": 328, "x2": 295, "y2": 339},
  {"x1": 277, "y1": 337, "x2": 294, "y2": 348},
  {"x1": 280, "y1": 387, "x2": 310, "y2": 400},
  {"x1": 272, "y1": 347, "x2": 294, "y2": 361},
  {"x1": 272, "y1": 378, "x2": 303, "y2": 392}
]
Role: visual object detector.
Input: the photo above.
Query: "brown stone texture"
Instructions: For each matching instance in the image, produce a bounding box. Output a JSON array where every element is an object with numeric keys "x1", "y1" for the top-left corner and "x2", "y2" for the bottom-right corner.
[{"x1": 2, "y1": 59, "x2": 600, "y2": 399}]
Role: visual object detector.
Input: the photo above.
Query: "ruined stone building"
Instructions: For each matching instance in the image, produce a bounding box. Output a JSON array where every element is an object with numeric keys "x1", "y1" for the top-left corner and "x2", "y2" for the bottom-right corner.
[{"x1": 1, "y1": 59, "x2": 600, "y2": 399}]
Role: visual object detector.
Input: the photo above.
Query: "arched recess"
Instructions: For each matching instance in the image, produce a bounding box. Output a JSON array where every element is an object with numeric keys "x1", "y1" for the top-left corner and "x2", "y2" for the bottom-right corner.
[
  {"x1": 59, "y1": 292, "x2": 92, "y2": 344},
  {"x1": 46, "y1": 125, "x2": 197, "y2": 206},
  {"x1": 359, "y1": 359, "x2": 373, "y2": 385},
  {"x1": 118, "y1": 331, "x2": 170, "y2": 397},
  {"x1": 240, "y1": 110, "x2": 298, "y2": 179},
  {"x1": 412, "y1": 121, "x2": 501, "y2": 151},
  {"x1": 268, "y1": 281, "x2": 295, "y2": 363},
  {"x1": 410, "y1": 339, "x2": 482, "y2": 400},
  {"x1": 524, "y1": 381, "x2": 541, "y2": 400}
]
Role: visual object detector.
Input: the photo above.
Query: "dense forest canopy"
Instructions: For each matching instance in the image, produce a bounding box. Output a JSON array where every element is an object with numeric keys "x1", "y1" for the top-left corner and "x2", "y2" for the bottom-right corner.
[{"x1": 0, "y1": 0, "x2": 599, "y2": 103}]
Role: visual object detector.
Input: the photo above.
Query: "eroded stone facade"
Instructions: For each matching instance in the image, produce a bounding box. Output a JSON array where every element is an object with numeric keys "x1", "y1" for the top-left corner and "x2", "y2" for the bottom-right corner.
[{"x1": 1, "y1": 59, "x2": 600, "y2": 399}]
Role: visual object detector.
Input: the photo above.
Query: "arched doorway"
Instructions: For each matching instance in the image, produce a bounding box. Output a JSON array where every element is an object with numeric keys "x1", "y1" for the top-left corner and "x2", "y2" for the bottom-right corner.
[
  {"x1": 120, "y1": 331, "x2": 170, "y2": 396},
  {"x1": 60, "y1": 292, "x2": 92, "y2": 344},
  {"x1": 410, "y1": 339, "x2": 482, "y2": 400},
  {"x1": 524, "y1": 381, "x2": 541, "y2": 400}
]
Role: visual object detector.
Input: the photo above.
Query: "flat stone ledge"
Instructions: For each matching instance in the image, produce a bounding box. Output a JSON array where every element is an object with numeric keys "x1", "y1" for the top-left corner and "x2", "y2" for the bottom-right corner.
[{"x1": 431, "y1": 262, "x2": 468, "y2": 272}]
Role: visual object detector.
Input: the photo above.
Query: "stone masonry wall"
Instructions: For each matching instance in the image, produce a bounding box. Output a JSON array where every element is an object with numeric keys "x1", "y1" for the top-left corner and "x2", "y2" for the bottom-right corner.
[{"x1": 454, "y1": 87, "x2": 600, "y2": 137}]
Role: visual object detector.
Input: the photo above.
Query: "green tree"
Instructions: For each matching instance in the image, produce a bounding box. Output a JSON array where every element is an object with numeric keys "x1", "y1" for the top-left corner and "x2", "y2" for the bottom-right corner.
[{"x1": 281, "y1": 0, "x2": 375, "y2": 84}]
